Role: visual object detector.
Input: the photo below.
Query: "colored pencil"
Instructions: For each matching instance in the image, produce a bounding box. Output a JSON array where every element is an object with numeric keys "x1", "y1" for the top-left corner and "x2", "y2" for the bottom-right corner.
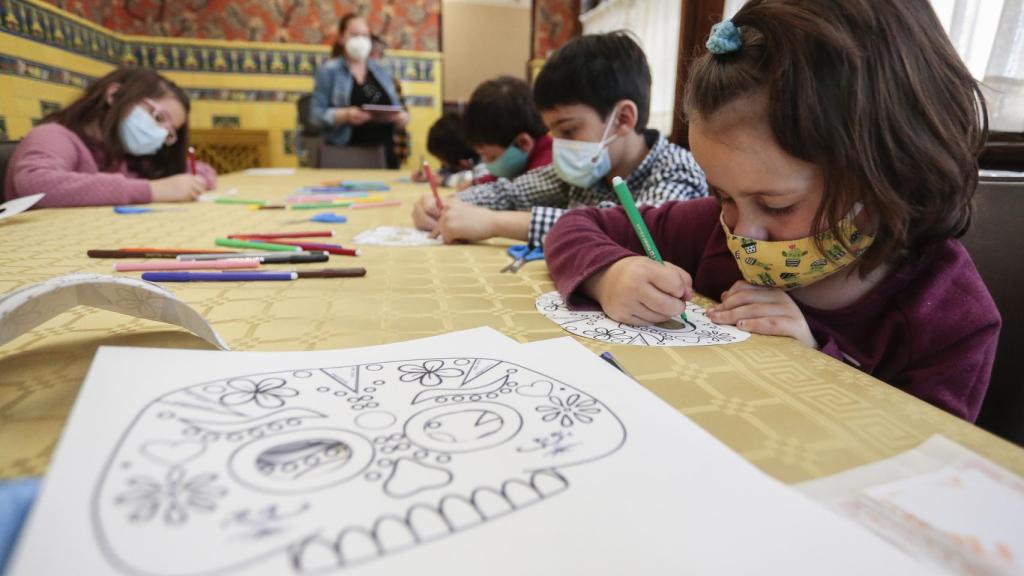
[
  {"x1": 188, "y1": 146, "x2": 197, "y2": 175},
  {"x1": 114, "y1": 259, "x2": 260, "y2": 272}
]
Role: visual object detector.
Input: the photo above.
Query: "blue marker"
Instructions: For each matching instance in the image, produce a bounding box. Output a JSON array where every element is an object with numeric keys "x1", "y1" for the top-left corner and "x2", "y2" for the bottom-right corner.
[
  {"x1": 142, "y1": 272, "x2": 298, "y2": 282},
  {"x1": 113, "y1": 206, "x2": 153, "y2": 214}
]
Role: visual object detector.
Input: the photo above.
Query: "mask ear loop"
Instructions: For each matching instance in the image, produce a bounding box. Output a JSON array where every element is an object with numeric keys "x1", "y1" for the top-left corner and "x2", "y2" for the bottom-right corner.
[{"x1": 590, "y1": 105, "x2": 621, "y2": 163}]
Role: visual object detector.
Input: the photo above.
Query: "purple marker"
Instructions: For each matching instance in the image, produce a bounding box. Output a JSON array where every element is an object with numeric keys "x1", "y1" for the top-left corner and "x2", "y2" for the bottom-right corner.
[{"x1": 141, "y1": 272, "x2": 298, "y2": 282}]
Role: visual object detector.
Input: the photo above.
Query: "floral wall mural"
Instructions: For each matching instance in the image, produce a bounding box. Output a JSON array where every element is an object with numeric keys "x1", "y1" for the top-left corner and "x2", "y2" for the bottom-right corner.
[{"x1": 41, "y1": 0, "x2": 441, "y2": 51}]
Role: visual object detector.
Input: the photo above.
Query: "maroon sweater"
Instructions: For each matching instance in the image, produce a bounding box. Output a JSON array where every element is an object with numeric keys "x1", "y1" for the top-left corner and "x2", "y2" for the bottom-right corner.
[{"x1": 545, "y1": 197, "x2": 1001, "y2": 422}]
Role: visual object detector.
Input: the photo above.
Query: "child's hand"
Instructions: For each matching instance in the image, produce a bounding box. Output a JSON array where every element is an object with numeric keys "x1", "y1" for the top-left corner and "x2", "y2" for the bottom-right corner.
[
  {"x1": 431, "y1": 198, "x2": 495, "y2": 243},
  {"x1": 150, "y1": 174, "x2": 205, "y2": 202},
  {"x1": 411, "y1": 192, "x2": 442, "y2": 231},
  {"x1": 411, "y1": 168, "x2": 427, "y2": 183},
  {"x1": 585, "y1": 256, "x2": 694, "y2": 325},
  {"x1": 706, "y1": 281, "x2": 817, "y2": 347}
]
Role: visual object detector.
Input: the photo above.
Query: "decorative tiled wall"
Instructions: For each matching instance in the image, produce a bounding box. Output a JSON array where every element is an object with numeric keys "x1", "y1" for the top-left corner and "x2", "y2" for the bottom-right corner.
[{"x1": 0, "y1": 0, "x2": 443, "y2": 168}]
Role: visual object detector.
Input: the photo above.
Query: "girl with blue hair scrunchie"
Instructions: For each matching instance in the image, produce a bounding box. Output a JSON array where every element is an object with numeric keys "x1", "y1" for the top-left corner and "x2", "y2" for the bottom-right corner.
[
  {"x1": 543, "y1": 0, "x2": 998, "y2": 423},
  {"x1": 706, "y1": 20, "x2": 743, "y2": 54}
]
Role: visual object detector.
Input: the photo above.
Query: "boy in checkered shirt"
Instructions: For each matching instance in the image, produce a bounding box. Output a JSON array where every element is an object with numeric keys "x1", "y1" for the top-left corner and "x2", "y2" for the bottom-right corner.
[{"x1": 420, "y1": 32, "x2": 707, "y2": 247}]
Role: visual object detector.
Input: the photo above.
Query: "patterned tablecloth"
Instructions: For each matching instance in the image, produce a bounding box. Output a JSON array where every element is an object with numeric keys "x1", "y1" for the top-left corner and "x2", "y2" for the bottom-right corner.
[{"x1": 1, "y1": 169, "x2": 1020, "y2": 482}]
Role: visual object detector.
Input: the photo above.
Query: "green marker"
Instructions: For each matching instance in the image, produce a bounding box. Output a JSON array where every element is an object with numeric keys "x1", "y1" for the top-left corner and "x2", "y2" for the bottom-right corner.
[
  {"x1": 214, "y1": 238, "x2": 300, "y2": 252},
  {"x1": 287, "y1": 202, "x2": 353, "y2": 210},
  {"x1": 214, "y1": 197, "x2": 266, "y2": 206},
  {"x1": 612, "y1": 176, "x2": 688, "y2": 321}
]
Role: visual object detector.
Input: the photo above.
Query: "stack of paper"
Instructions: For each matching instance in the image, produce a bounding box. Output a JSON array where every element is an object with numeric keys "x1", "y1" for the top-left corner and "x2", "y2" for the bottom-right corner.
[{"x1": 9, "y1": 328, "x2": 929, "y2": 575}]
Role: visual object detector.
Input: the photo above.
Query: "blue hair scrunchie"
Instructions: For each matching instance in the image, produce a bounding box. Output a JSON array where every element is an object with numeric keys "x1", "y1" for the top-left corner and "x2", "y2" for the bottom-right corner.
[{"x1": 706, "y1": 20, "x2": 742, "y2": 55}]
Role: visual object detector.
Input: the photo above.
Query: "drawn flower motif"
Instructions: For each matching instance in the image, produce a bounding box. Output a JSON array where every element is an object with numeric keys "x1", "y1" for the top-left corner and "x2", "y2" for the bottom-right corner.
[
  {"x1": 115, "y1": 467, "x2": 226, "y2": 525},
  {"x1": 397, "y1": 360, "x2": 464, "y2": 387},
  {"x1": 536, "y1": 394, "x2": 602, "y2": 427},
  {"x1": 695, "y1": 329, "x2": 736, "y2": 343},
  {"x1": 220, "y1": 378, "x2": 298, "y2": 408},
  {"x1": 583, "y1": 327, "x2": 630, "y2": 342}
]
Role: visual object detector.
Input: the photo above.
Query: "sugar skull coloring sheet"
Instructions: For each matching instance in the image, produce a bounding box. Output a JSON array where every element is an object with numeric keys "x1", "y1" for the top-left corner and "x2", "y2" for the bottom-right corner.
[
  {"x1": 535, "y1": 291, "x2": 750, "y2": 347},
  {"x1": 92, "y1": 355, "x2": 625, "y2": 574}
]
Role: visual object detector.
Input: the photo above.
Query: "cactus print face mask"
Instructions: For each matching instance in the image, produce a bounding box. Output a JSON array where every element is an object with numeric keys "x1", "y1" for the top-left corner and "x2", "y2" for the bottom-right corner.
[{"x1": 720, "y1": 205, "x2": 874, "y2": 290}]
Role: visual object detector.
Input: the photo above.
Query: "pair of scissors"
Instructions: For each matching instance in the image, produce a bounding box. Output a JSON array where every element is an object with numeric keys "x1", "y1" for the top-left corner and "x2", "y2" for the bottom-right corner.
[{"x1": 501, "y1": 244, "x2": 544, "y2": 273}]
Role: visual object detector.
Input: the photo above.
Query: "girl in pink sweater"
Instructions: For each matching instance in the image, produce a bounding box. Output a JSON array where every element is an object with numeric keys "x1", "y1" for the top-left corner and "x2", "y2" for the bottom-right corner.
[
  {"x1": 545, "y1": 0, "x2": 1000, "y2": 421},
  {"x1": 5, "y1": 67, "x2": 216, "y2": 207}
]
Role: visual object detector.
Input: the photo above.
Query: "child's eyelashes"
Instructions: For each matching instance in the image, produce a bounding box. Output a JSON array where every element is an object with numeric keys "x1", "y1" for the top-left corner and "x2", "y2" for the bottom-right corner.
[{"x1": 762, "y1": 204, "x2": 795, "y2": 217}]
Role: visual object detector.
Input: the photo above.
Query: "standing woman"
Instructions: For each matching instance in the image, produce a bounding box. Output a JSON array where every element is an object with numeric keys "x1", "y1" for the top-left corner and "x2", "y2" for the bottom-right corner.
[
  {"x1": 5, "y1": 67, "x2": 216, "y2": 207},
  {"x1": 310, "y1": 14, "x2": 409, "y2": 169}
]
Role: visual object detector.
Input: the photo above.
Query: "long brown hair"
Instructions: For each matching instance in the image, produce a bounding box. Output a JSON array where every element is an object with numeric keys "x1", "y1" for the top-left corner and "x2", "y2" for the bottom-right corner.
[
  {"x1": 331, "y1": 14, "x2": 363, "y2": 59},
  {"x1": 45, "y1": 67, "x2": 190, "y2": 179},
  {"x1": 684, "y1": 0, "x2": 987, "y2": 272}
]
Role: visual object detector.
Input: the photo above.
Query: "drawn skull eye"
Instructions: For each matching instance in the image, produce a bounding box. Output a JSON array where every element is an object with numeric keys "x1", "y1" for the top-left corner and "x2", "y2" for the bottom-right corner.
[
  {"x1": 405, "y1": 403, "x2": 522, "y2": 453},
  {"x1": 230, "y1": 428, "x2": 373, "y2": 494},
  {"x1": 255, "y1": 439, "x2": 353, "y2": 479}
]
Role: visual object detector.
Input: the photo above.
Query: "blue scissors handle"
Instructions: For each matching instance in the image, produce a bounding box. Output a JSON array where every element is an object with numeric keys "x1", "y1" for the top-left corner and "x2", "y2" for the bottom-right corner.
[{"x1": 502, "y1": 244, "x2": 544, "y2": 273}]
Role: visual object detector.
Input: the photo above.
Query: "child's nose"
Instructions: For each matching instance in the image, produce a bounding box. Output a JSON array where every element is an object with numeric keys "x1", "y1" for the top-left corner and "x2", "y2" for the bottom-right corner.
[{"x1": 733, "y1": 215, "x2": 769, "y2": 241}]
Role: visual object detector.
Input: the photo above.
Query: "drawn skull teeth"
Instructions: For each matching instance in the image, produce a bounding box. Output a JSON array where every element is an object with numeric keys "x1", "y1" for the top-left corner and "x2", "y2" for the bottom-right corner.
[{"x1": 291, "y1": 470, "x2": 568, "y2": 572}]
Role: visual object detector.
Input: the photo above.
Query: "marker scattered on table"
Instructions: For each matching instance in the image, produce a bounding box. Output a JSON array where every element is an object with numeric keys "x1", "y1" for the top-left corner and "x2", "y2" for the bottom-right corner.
[
  {"x1": 611, "y1": 176, "x2": 687, "y2": 322},
  {"x1": 422, "y1": 161, "x2": 443, "y2": 212},
  {"x1": 142, "y1": 268, "x2": 367, "y2": 282},
  {"x1": 89, "y1": 249, "x2": 237, "y2": 259},
  {"x1": 178, "y1": 251, "x2": 330, "y2": 263},
  {"x1": 227, "y1": 231, "x2": 334, "y2": 240},
  {"x1": 215, "y1": 197, "x2": 266, "y2": 206},
  {"x1": 233, "y1": 238, "x2": 359, "y2": 256},
  {"x1": 215, "y1": 238, "x2": 301, "y2": 252},
  {"x1": 114, "y1": 259, "x2": 260, "y2": 272},
  {"x1": 599, "y1": 351, "x2": 637, "y2": 381},
  {"x1": 351, "y1": 199, "x2": 402, "y2": 210}
]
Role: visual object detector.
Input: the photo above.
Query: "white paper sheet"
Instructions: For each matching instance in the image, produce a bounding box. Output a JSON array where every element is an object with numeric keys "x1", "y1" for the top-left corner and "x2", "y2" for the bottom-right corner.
[
  {"x1": 0, "y1": 193, "x2": 44, "y2": 221},
  {"x1": 9, "y1": 328, "x2": 927, "y2": 575},
  {"x1": 0, "y1": 273, "x2": 228, "y2": 350},
  {"x1": 535, "y1": 291, "x2": 751, "y2": 346},
  {"x1": 799, "y1": 435, "x2": 1024, "y2": 576},
  {"x1": 352, "y1": 226, "x2": 443, "y2": 247}
]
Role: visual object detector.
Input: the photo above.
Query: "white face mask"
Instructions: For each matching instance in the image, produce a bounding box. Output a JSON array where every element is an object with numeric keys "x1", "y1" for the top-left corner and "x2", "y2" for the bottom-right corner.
[
  {"x1": 551, "y1": 107, "x2": 619, "y2": 189},
  {"x1": 345, "y1": 36, "x2": 372, "y2": 62},
  {"x1": 119, "y1": 106, "x2": 169, "y2": 156}
]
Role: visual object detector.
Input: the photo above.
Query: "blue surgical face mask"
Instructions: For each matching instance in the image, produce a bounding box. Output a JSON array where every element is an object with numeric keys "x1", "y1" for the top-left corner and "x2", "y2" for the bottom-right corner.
[
  {"x1": 552, "y1": 108, "x2": 619, "y2": 188},
  {"x1": 119, "y1": 106, "x2": 169, "y2": 156},
  {"x1": 485, "y1": 142, "x2": 529, "y2": 179}
]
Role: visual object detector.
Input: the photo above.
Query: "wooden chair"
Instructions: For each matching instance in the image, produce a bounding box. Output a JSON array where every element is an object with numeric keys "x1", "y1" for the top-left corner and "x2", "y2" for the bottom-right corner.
[{"x1": 961, "y1": 175, "x2": 1024, "y2": 446}]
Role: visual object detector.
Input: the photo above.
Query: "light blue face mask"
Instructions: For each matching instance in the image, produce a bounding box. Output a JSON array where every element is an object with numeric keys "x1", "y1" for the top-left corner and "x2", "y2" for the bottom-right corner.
[
  {"x1": 552, "y1": 108, "x2": 619, "y2": 188},
  {"x1": 484, "y1": 142, "x2": 529, "y2": 179},
  {"x1": 119, "y1": 106, "x2": 169, "y2": 156}
]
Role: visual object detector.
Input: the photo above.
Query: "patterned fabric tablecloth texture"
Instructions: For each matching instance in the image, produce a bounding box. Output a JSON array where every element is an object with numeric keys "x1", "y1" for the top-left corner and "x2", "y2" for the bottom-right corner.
[{"x1": 0, "y1": 169, "x2": 1020, "y2": 482}]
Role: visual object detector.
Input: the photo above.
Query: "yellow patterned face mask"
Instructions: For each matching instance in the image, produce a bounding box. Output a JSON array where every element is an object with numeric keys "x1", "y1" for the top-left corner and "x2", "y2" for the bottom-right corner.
[{"x1": 720, "y1": 207, "x2": 874, "y2": 290}]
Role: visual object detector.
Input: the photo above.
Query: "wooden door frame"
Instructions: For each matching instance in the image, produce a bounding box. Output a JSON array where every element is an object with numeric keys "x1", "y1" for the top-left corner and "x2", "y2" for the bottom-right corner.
[{"x1": 670, "y1": 0, "x2": 725, "y2": 147}]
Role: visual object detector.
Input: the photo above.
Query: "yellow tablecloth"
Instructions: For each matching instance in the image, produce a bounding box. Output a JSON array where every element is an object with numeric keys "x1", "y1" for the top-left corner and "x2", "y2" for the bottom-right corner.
[{"x1": 1, "y1": 169, "x2": 1021, "y2": 482}]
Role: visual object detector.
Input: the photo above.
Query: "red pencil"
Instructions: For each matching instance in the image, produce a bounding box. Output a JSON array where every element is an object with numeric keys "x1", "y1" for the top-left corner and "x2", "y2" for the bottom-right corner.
[
  {"x1": 188, "y1": 146, "x2": 197, "y2": 175},
  {"x1": 227, "y1": 231, "x2": 334, "y2": 240},
  {"x1": 422, "y1": 161, "x2": 443, "y2": 212}
]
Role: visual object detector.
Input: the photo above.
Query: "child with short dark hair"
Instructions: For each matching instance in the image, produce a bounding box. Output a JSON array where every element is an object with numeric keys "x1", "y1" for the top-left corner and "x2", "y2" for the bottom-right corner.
[
  {"x1": 421, "y1": 34, "x2": 706, "y2": 245},
  {"x1": 412, "y1": 76, "x2": 552, "y2": 232},
  {"x1": 412, "y1": 111, "x2": 486, "y2": 188},
  {"x1": 545, "y1": 0, "x2": 999, "y2": 421}
]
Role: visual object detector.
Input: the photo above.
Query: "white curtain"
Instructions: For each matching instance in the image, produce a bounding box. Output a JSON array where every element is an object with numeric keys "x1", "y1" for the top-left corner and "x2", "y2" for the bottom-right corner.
[
  {"x1": 724, "y1": 0, "x2": 1024, "y2": 132},
  {"x1": 579, "y1": 0, "x2": 682, "y2": 135}
]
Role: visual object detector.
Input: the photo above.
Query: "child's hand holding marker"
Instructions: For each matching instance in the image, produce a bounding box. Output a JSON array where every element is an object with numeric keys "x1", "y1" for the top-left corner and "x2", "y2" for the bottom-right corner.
[
  {"x1": 706, "y1": 281, "x2": 817, "y2": 347},
  {"x1": 585, "y1": 255, "x2": 693, "y2": 325}
]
